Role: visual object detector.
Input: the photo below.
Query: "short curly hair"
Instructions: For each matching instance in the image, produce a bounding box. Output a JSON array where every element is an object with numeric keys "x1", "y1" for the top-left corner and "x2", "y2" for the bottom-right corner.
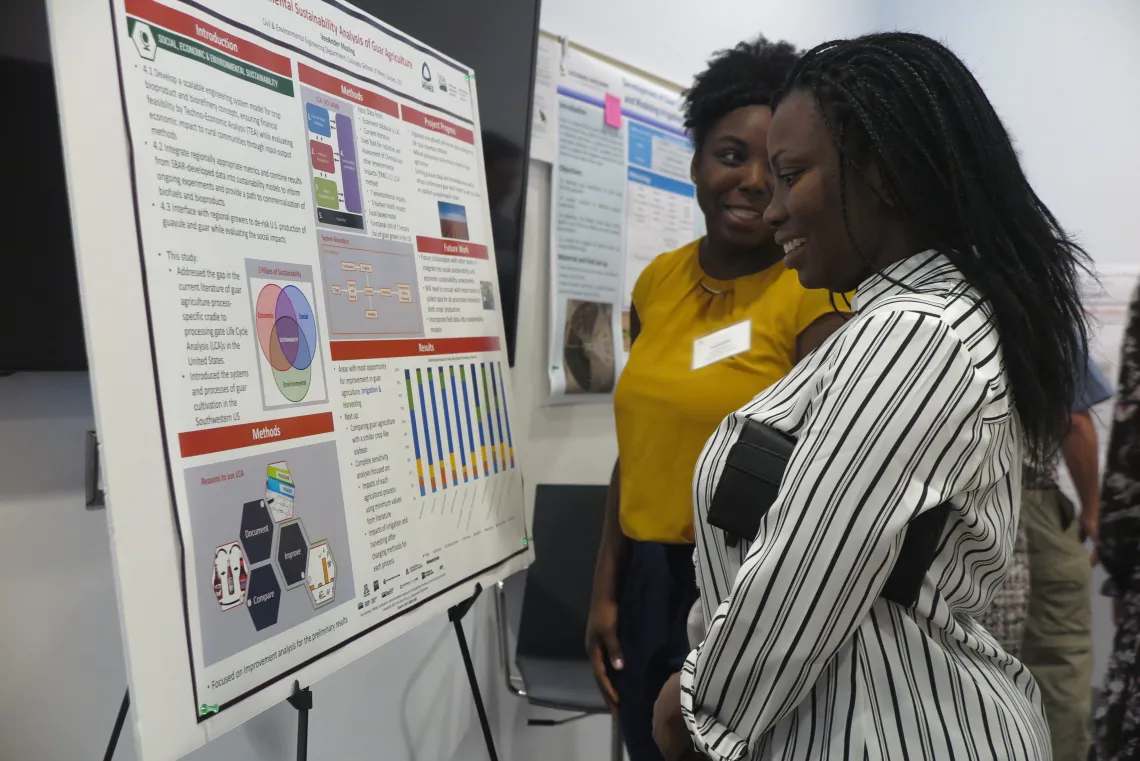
[{"x1": 683, "y1": 35, "x2": 800, "y2": 150}]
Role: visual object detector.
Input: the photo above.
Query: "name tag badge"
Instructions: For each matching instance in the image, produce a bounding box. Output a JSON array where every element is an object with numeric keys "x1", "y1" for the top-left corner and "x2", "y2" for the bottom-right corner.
[{"x1": 692, "y1": 320, "x2": 751, "y2": 371}]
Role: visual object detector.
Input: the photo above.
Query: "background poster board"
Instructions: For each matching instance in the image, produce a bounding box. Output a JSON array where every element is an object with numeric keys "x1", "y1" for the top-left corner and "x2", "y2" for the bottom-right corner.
[
  {"x1": 45, "y1": 0, "x2": 531, "y2": 757},
  {"x1": 541, "y1": 39, "x2": 704, "y2": 402}
]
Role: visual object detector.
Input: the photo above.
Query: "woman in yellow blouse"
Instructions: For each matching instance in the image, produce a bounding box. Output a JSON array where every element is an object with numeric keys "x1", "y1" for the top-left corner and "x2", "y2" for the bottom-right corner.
[{"x1": 584, "y1": 37, "x2": 850, "y2": 761}]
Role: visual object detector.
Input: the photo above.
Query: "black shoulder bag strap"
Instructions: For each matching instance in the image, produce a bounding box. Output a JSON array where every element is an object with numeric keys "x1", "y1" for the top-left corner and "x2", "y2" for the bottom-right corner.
[{"x1": 705, "y1": 418, "x2": 951, "y2": 609}]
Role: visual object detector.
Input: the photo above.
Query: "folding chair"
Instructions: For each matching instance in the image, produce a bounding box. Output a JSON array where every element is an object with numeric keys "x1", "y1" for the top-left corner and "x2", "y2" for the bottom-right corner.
[{"x1": 494, "y1": 483, "x2": 623, "y2": 761}]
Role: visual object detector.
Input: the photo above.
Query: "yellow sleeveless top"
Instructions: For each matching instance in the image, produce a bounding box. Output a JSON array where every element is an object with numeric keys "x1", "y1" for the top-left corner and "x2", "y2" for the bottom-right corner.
[{"x1": 615, "y1": 239, "x2": 846, "y2": 543}]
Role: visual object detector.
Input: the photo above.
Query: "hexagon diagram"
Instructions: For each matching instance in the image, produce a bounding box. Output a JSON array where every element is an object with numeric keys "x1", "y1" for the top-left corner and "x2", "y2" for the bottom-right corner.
[
  {"x1": 265, "y1": 461, "x2": 295, "y2": 524},
  {"x1": 306, "y1": 540, "x2": 337, "y2": 609},
  {"x1": 130, "y1": 21, "x2": 157, "y2": 62},
  {"x1": 276, "y1": 520, "x2": 308, "y2": 590},
  {"x1": 212, "y1": 542, "x2": 248, "y2": 612},
  {"x1": 240, "y1": 499, "x2": 274, "y2": 565},
  {"x1": 246, "y1": 565, "x2": 282, "y2": 631}
]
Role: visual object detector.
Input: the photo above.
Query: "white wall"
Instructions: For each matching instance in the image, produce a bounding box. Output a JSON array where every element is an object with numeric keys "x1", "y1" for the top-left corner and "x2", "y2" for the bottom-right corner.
[
  {"x1": 876, "y1": 0, "x2": 1140, "y2": 267},
  {"x1": 542, "y1": 0, "x2": 876, "y2": 86},
  {"x1": 543, "y1": 0, "x2": 1140, "y2": 270}
]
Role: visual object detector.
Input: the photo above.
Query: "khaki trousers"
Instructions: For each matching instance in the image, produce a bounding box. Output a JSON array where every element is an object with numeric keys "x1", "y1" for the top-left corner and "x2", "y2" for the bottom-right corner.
[{"x1": 1020, "y1": 488, "x2": 1094, "y2": 761}]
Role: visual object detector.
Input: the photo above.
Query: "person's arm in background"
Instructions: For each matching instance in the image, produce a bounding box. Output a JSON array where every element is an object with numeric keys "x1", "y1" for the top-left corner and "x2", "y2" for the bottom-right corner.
[
  {"x1": 1062, "y1": 410, "x2": 1102, "y2": 555},
  {"x1": 1064, "y1": 354, "x2": 1116, "y2": 562},
  {"x1": 585, "y1": 305, "x2": 640, "y2": 708},
  {"x1": 794, "y1": 289, "x2": 853, "y2": 363},
  {"x1": 795, "y1": 313, "x2": 848, "y2": 362},
  {"x1": 1099, "y1": 281, "x2": 1140, "y2": 625}
]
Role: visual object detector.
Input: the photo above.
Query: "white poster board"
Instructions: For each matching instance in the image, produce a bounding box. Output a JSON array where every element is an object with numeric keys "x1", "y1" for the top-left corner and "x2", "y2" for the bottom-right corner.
[
  {"x1": 544, "y1": 43, "x2": 700, "y2": 402},
  {"x1": 45, "y1": 0, "x2": 531, "y2": 757}
]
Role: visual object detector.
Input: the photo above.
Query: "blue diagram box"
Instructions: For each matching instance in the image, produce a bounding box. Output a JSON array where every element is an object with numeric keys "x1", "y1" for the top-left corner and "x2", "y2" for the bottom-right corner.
[{"x1": 306, "y1": 103, "x2": 331, "y2": 137}]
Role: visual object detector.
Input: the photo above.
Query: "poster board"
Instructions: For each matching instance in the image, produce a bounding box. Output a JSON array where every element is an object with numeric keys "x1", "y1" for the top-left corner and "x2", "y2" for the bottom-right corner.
[
  {"x1": 535, "y1": 35, "x2": 705, "y2": 402},
  {"x1": 45, "y1": 0, "x2": 531, "y2": 757}
]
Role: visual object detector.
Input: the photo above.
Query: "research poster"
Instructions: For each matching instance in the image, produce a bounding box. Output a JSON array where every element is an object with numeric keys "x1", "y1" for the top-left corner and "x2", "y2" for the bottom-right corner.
[
  {"x1": 106, "y1": 0, "x2": 527, "y2": 738},
  {"x1": 547, "y1": 45, "x2": 700, "y2": 402}
]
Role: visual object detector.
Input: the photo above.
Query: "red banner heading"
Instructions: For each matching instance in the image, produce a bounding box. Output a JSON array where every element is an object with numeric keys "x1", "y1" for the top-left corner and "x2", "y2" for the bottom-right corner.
[
  {"x1": 416, "y1": 236, "x2": 488, "y2": 260},
  {"x1": 125, "y1": 0, "x2": 292, "y2": 77},
  {"x1": 297, "y1": 63, "x2": 399, "y2": 118},
  {"x1": 400, "y1": 104, "x2": 475, "y2": 144},
  {"x1": 330, "y1": 336, "x2": 501, "y2": 361},
  {"x1": 178, "y1": 412, "x2": 335, "y2": 458}
]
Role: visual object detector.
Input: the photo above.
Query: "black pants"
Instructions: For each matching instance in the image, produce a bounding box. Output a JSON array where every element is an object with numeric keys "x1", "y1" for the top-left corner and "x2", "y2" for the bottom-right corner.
[{"x1": 610, "y1": 540, "x2": 698, "y2": 761}]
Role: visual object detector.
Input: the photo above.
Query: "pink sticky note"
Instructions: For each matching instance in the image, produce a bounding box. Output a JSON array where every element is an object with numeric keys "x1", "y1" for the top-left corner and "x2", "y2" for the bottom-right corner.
[{"x1": 604, "y1": 93, "x2": 622, "y2": 128}]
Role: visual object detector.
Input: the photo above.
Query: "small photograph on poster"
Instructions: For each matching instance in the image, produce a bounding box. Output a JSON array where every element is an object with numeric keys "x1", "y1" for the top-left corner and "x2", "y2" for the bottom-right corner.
[
  {"x1": 212, "y1": 541, "x2": 249, "y2": 613},
  {"x1": 438, "y1": 201, "x2": 470, "y2": 240},
  {"x1": 563, "y1": 299, "x2": 616, "y2": 393},
  {"x1": 480, "y1": 281, "x2": 496, "y2": 310},
  {"x1": 247, "y1": 259, "x2": 329, "y2": 411},
  {"x1": 186, "y1": 440, "x2": 356, "y2": 666}
]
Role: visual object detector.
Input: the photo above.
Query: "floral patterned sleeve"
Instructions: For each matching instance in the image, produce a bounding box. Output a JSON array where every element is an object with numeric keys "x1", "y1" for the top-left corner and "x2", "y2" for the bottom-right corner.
[{"x1": 1099, "y1": 279, "x2": 1140, "y2": 598}]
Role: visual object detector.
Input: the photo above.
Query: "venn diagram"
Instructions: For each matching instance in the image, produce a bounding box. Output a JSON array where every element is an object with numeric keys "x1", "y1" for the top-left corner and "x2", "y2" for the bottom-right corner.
[{"x1": 256, "y1": 284, "x2": 318, "y2": 403}]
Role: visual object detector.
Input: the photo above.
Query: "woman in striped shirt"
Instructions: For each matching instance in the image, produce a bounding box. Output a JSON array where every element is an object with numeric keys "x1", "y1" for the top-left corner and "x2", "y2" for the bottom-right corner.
[{"x1": 652, "y1": 33, "x2": 1091, "y2": 761}]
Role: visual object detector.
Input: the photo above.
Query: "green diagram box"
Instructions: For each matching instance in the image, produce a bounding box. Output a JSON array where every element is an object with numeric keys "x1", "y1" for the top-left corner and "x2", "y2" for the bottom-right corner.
[{"x1": 314, "y1": 178, "x2": 339, "y2": 210}]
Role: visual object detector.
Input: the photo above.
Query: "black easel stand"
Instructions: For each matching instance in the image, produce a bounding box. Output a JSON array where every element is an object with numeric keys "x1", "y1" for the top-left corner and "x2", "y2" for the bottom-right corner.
[
  {"x1": 101, "y1": 684, "x2": 313, "y2": 761},
  {"x1": 287, "y1": 680, "x2": 313, "y2": 761},
  {"x1": 103, "y1": 587, "x2": 495, "y2": 761},
  {"x1": 449, "y1": 583, "x2": 499, "y2": 761},
  {"x1": 102, "y1": 688, "x2": 130, "y2": 761}
]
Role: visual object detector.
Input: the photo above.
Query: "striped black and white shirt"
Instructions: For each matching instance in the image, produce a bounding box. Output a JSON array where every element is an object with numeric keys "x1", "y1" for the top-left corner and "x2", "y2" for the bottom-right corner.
[{"x1": 680, "y1": 253, "x2": 1050, "y2": 761}]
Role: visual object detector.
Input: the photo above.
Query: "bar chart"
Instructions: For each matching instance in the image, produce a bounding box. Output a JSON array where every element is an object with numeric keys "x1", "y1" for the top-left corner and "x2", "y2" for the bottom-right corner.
[{"x1": 404, "y1": 361, "x2": 518, "y2": 499}]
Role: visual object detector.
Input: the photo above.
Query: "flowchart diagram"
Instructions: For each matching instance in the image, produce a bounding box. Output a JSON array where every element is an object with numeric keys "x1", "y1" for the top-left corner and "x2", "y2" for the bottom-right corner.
[
  {"x1": 333, "y1": 262, "x2": 412, "y2": 312},
  {"x1": 301, "y1": 86, "x2": 366, "y2": 232},
  {"x1": 318, "y1": 232, "x2": 424, "y2": 338}
]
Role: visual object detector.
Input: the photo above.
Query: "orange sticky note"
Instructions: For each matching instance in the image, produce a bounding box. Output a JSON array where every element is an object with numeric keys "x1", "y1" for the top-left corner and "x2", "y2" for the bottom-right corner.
[{"x1": 604, "y1": 93, "x2": 622, "y2": 128}]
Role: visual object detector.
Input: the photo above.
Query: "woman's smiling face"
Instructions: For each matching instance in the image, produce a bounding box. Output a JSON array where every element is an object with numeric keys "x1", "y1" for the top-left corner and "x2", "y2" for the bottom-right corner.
[
  {"x1": 691, "y1": 104, "x2": 781, "y2": 259},
  {"x1": 763, "y1": 89, "x2": 893, "y2": 292}
]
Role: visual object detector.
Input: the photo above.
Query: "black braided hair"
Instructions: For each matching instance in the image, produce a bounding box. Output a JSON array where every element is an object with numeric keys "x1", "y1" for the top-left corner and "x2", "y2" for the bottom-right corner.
[
  {"x1": 775, "y1": 32, "x2": 1091, "y2": 465},
  {"x1": 683, "y1": 35, "x2": 800, "y2": 150}
]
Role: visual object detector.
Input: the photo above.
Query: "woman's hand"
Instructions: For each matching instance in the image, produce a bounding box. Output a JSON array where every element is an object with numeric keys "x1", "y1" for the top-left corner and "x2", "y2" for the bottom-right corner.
[
  {"x1": 585, "y1": 597, "x2": 623, "y2": 710},
  {"x1": 653, "y1": 672, "x2": 702, "y2": 760}
]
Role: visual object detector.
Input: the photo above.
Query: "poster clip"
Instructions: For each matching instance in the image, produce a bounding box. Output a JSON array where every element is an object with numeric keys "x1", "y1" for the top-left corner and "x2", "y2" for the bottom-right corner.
[{"x1": 559, "y1": 35, "x2": 569, "y2": 76}]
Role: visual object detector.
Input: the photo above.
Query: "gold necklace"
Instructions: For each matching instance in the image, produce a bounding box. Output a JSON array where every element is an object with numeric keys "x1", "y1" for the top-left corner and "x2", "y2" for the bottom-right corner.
[{"x1": 698, "y1": 280, "x2": 730, "y2": 295}]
